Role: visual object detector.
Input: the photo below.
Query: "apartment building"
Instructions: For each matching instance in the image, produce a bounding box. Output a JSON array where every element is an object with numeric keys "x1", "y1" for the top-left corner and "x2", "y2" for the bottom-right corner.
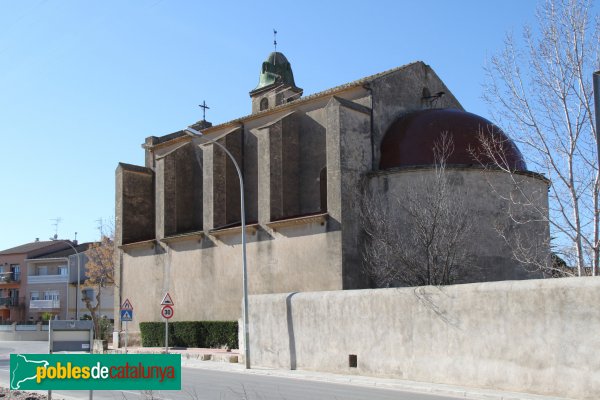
[{"x1": 0, "y1": 240, "x2": 71, "y2": 322}]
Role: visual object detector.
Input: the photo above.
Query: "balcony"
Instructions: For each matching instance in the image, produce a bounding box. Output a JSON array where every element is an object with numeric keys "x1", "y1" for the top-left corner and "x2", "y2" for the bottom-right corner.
[
  {"x1": 29, "y1": 299, "x2": 60, "y2": 309},
  {"x1": 27, "y1": 275, "x2": 68, "y2": 284},
  {"x1": 0, "y1": 297, "x2": 20, "y2": 307},
  {"x1": 0, "y1": 273, "x2": 21, "y2": 284}
]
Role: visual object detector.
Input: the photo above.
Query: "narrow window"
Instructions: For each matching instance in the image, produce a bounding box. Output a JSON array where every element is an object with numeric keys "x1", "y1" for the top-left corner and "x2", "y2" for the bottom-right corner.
[
  {"x1": 260, "y1": 97, "x2": 269, "y2": 111},
  {"x1": 320, "y1": 167, "x2": 327, "y2": 212},
  {"x1": 349, "y1": 354, "x2": 357, "y2": 368},
  {"x1": 11, "y1": 264, "x2": 20, "y2": 281}
]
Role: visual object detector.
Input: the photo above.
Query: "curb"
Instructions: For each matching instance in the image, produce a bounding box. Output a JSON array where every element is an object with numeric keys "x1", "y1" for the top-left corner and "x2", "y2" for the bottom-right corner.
[{"x1": 180, "y1": 358, "x2": 572, "y2": 400}]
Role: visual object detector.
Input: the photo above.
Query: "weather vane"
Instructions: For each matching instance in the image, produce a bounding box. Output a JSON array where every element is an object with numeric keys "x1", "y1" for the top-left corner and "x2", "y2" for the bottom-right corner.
[{"x1": 199, "y1": 100, "x2": 210, "y2": 121}]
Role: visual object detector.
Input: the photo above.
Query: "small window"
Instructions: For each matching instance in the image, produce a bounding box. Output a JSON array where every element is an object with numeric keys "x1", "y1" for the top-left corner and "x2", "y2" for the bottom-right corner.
[
  {"x1": 30, "y1": 291, "x2": 40, "y2": 301},
  {"x1": 320, "y1": 167, "x2": 327, "y2": 212},
  {"x1": 260, "y1": 97, "x2": 269, "y2": 111},
  {"x1": 58, "y1": 266, "x2": 68, "y2": 276},
  {"x1": 37, "y1": 266, "x2": 48, "y2": 276},
  {"x1": 349, "y1": 354, "x2": 357, "y2": 368},
  {"x1": 44, "y1": 290, "x2": 59, "y2": 301},
  {"x1": 82, "y1": 289, "x2": 94, "y2": 300}
]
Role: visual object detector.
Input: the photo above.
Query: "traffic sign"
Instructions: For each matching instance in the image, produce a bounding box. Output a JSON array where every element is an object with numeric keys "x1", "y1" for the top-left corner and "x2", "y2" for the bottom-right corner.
[
  {"x1": 121, "y1": 309, "x2": 133, "y2": 322},
  {"x1": 121, "y1": 298, "x2": 133, "y2": 310},
  {"x1": 161, "y1": 293, "x2": 174, "y2": 306},
  {"x1": 161, "y1": 305, "x2": 174, "y2": 319}
]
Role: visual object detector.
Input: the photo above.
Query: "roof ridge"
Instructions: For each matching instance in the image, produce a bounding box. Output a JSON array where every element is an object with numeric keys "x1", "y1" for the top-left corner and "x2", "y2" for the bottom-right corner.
[{"x1": 191, "y1": 61, "x2": 424, "y2": 135}]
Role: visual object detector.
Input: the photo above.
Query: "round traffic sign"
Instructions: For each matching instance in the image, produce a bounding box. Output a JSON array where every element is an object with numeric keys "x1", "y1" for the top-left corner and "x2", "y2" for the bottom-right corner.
[{"x1": 161, "y1": 305, "x2": 174, "y2": 319}]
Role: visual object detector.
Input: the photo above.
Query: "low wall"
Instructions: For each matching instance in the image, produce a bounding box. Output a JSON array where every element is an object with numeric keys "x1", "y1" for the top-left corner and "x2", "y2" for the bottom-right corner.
[
  {"x1": 248, "y1": 277, "x2": 600, "y2": 399},
  {"x1": 0, "y1": 323, "x2": 48, "y2": 341}
]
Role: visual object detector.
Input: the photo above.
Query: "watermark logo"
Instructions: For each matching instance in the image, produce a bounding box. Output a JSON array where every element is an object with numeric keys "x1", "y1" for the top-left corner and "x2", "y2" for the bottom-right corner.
[{"x1": 10, "y1": 354, "x2": 181, "y2": 390}]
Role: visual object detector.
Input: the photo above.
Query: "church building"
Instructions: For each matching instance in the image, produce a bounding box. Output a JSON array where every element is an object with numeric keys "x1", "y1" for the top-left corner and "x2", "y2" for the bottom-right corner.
[{"x1": 115, "y1": 52, "x2": 550, "y2": 343}]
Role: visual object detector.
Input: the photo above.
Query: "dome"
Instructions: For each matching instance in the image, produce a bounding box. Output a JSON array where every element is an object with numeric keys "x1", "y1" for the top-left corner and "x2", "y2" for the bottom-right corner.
[
  {"x1": 379, "y1": 108, "x2": 526, "y2": 171},
  {"x1": 266, "y1": 51, "x2": 290, "y2": 65},
  {"x1": 251, "y1": 51, "x2": 300, "y2": 93}
]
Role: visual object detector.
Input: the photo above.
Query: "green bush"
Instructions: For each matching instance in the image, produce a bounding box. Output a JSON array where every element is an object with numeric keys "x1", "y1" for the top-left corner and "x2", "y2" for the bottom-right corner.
[
  {"x1": 139, "y1": 321, "x2": 238, "y2": 349},
  {"x1": 139, "y1": 322, "x2": 168, "y2": 347}
]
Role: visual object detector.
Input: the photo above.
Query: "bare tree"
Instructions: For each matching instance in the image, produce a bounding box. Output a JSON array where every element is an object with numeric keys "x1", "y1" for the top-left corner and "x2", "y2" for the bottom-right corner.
[
  {"x1": 362, "y1": 134, "x2": 475, "y2": 287},
  {"x1": 472, "y1": 127, "x2": 554, "y2": 276},
  {"x1": 83, "y1": 234, "x2": 115, "y2": 339},
  {"x1": 483, "y1": 0, "x2": 600, "y2": 276}
]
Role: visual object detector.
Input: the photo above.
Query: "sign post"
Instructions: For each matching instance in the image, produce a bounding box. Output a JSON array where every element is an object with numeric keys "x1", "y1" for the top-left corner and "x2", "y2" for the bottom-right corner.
[
  {"x1": 161, "y1": 293, "x2": 174, "y2": 354},
  {"x1": 120, "y1": 299, "x2": 133, "y2": 354}
]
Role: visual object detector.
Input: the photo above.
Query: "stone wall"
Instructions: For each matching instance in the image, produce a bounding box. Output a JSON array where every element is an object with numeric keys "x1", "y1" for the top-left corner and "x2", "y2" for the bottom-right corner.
[{"x1": 248, "y1": 277, "x2": 600, "y2": 399}]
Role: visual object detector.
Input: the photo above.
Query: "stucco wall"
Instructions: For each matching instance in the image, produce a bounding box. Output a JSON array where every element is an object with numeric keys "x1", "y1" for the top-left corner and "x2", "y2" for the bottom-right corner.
[
  {"x1": 367, "y1": 168, "x2": 550, "y2": 283},
  {"x1": 248, "y1": 277, "x2": 600, "y2": 399},
  {"x1": 0, "y1": 324, "x2": 48, "y2": 341},
  {"x1": 119, "y1": 222, "x2": 342, "y2": 341}
]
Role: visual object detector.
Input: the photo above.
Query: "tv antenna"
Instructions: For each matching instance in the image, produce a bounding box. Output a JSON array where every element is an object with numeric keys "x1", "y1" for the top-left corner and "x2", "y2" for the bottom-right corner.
[
  {"x1": 96, "y1": 218, "x2": 104, "y2": 236},
  {"x1": 50, "y1": 217, "x2": 62, "y2": 238}
]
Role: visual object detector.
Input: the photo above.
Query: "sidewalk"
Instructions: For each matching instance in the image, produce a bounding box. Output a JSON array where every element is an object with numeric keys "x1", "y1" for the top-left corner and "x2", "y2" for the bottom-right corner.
[{"x1": 114, "y1": 345, "x2": 572, "y2": 400}]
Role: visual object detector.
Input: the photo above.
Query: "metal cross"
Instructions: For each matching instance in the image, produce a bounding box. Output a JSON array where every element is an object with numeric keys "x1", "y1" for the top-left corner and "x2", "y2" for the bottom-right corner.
[
  {"x1": 273, "y1": 29, "x2": 277, "y2": 53},
  {"x1": 199, "y1": 100, "x2": 210, "y2": 121}
]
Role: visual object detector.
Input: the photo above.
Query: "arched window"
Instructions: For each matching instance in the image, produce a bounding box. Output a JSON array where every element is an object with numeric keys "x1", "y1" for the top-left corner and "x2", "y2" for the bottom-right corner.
[{"x1": 260, "y1": 98, "x2": 269, "y2": 111}]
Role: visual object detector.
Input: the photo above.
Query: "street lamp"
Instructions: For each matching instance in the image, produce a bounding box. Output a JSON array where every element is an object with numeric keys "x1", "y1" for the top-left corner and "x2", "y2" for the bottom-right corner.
[
  {"x1": 184, "y1": 127, "x2": 251, "y2": 369},
  {"x1": 50, "y1": 236, "x2": 80, "y2": 320}
]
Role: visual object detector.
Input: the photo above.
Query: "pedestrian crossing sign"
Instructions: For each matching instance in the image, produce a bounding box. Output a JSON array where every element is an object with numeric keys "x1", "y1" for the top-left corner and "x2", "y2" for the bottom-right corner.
[{"x1": 121, "y1": 309, "x2": 133, "y2": 321}]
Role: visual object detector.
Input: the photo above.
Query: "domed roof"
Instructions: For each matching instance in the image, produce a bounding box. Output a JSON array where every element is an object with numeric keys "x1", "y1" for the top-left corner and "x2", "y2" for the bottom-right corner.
[
  {"x1": 266, "y1": 51, "x2": 290, "y2": 65},
  {"x1": 379, "y1": 108, "x2": 526, "y2": 171},
  {"x1": 251, "y1": 51, "x2": 300, "y2": 93}
]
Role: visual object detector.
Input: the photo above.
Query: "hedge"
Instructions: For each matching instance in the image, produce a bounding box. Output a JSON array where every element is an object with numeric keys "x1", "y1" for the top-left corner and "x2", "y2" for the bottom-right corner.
[{"x1": 139, "y1": 321, "x2": 238, "y2": 349}]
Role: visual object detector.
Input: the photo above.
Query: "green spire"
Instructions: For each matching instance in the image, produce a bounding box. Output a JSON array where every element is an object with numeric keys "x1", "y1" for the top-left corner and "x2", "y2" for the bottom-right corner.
[{"x1": 251, "y1": 52, "x2": 299, "y2": 93}]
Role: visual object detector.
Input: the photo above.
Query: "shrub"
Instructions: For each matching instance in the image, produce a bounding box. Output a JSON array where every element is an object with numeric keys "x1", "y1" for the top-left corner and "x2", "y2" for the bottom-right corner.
[
  {"x1": 139, "y1": 321, "x2": 237, "y2": 349},
  {"x1": 139, "y1": 322, "x2": 168, "y2": 347}
]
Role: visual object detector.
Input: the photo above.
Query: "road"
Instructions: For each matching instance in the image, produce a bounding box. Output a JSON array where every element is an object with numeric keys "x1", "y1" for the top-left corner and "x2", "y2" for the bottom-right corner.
[{"x1": 0, "y1": 342, "x2": 458, "y2": 400}]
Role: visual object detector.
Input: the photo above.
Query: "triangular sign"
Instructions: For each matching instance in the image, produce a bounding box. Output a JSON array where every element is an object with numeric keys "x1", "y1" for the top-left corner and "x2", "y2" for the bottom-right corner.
[
  {"x1": 161, "y1": 293, "x2": 174, "y2": 306},
  {"x1": 121, "y1": 299, "x2": 133, "y2": 310}
]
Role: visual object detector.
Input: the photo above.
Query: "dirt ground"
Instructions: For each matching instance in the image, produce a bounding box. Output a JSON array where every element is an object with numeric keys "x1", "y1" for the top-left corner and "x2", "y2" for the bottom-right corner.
[{"x1": 0, "y1": 387, "x2": 50, "y2": 400}]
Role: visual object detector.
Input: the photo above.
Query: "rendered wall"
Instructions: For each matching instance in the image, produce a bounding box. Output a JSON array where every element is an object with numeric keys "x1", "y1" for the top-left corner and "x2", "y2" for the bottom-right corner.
[
  {"x1": 119, "y1": 223, "x2": 342, "y2": 343},
  {"x1": 249, "y1": 277, "x2": 600, "y2": 399},
  {"x1": 367, "y1": 168, "x2": 550, "y2": 282}
]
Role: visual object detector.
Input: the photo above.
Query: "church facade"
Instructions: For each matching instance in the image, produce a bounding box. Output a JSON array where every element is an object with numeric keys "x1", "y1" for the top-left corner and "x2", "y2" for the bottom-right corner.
[{"x1": 114, "y1": 53, "x2": 549, "y2": 342}]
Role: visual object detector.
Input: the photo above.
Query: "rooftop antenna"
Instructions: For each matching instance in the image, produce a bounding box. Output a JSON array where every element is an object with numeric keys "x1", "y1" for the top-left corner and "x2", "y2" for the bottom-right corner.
[
  {"x1": 50, "y1": 217, "x2": 62, "y2": 239},
  {"x1": 199, "y1": 100, "x2": 210, "y2": 122},
  {"x1": 96, "y1": 218, "x2": 104, "y2": 237},
  {"x1": 273, "y1": 29, "x2": 278, "y2": 62}
]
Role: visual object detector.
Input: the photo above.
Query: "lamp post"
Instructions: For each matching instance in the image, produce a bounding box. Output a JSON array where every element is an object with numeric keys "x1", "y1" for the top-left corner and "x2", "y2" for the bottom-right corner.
[
  {"x1": 50, "y1": 237, "x2": 80, "y2": 320},
  {"x1": 184, "y1": 127, "x2": 251, "y2": 369}
]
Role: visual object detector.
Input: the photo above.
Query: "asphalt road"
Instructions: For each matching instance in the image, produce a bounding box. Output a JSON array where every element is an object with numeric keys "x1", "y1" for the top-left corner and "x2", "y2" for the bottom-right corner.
[{"x1": 0, "y1": 342, "x2": 458, "y2": 400}]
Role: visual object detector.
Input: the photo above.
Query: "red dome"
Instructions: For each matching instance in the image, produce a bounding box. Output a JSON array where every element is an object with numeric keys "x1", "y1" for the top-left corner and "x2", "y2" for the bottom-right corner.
[{"x1": 379, "y1": 108, "x2": 526, "y2": 171}]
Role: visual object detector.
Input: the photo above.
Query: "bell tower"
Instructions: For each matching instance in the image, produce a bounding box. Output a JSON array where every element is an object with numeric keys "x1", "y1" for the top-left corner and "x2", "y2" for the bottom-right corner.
[{"x1": 249, "y1": 51, "x2": 303, "y2": 114}]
